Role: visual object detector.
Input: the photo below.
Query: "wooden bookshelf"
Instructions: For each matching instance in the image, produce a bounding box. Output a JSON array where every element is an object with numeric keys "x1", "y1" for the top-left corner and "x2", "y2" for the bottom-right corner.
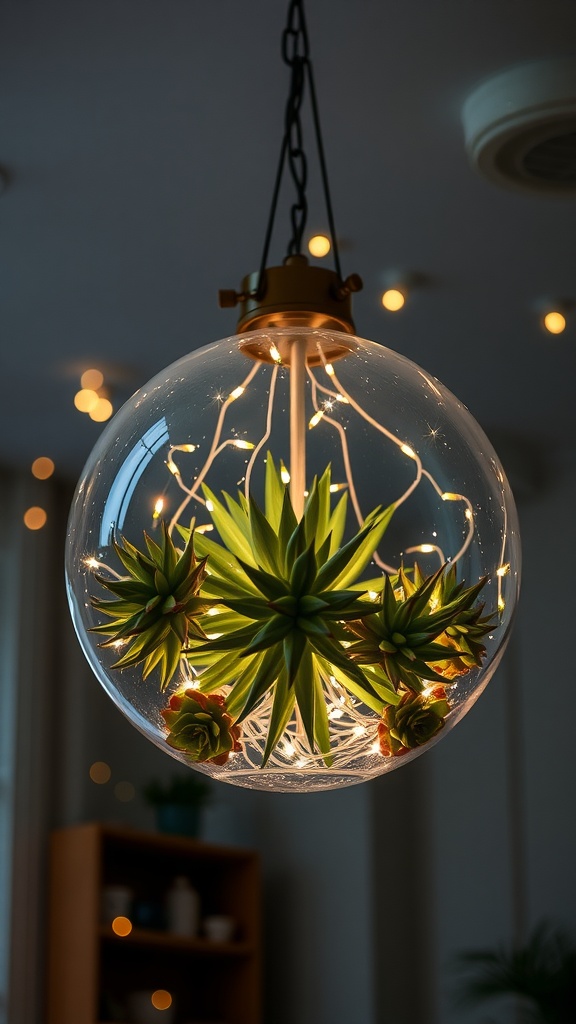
[{"x1": 46, "y1": 823, "x2": 261, "y2": 1024}]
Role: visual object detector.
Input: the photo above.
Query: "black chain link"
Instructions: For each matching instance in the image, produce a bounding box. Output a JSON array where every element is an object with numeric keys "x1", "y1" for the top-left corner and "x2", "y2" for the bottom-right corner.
[{"x1": 257, "y1": 0, "x2": 342, "y2": 293}]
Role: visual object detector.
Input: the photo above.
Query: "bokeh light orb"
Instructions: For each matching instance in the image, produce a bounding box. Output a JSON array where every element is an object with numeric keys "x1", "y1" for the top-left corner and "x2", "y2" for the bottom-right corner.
[{"x1": 66, "y1": 327, "x2": 520, "y2": 792}]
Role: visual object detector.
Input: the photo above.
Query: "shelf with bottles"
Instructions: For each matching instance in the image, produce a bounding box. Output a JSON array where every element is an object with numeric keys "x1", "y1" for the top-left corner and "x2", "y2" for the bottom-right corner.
[{"x1": 47, "y1": 823, "x2": 261, "y2": 1024}]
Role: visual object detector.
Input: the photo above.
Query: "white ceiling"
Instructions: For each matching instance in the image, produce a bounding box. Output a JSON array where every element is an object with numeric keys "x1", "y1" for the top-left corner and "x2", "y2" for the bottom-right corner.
[{"x1": 1, "y1": 0, "x2": 575, "y2": 491}]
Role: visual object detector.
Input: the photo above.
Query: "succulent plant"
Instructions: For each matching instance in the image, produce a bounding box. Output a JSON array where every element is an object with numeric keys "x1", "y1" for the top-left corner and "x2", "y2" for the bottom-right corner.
[
  {"x1": 378, "y1": 685, "x2": 449, "y2": 756},
  {"x1": 162, "y1": 689, "x2": 242, "y2": 765},
  {"x1": 90, "y1": 521, "x2": 212, "y2": 689},
  {"x1": 346, "y1": 563, "x2": 492, "y2": 693},
  {"x1": 184, "y1": 455, "x2": 396, "y2": 764}
]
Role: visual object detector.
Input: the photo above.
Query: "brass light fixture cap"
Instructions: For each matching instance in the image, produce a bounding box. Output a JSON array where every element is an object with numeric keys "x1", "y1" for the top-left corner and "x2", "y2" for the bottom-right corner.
[{"x1": 219, "y1": 255, "x2": 363, "y2": 338}]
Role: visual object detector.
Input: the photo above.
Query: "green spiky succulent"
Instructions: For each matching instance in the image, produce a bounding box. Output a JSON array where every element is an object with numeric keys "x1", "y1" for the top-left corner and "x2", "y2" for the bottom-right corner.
[
  {"x1": 430, "y1": 562, "x2": 495, "y2": 672},
  {"x1": 90, "y1": 522, "x2": 212, "y2": 689},
  {"x1": 346, "y1": 562, "x2": 493, "y2": 693},
  {"x1": 185, "y1": 455, "x2": 396, "y2": 765}
]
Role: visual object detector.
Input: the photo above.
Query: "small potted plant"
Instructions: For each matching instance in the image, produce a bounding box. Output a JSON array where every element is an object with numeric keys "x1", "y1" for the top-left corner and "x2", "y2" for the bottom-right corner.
[
  {"x1": 143, "y1": 774, "x2": 211, "y2": 838},
  {"x1": 454, "y1": 922, "x2": 576, "y2": 1024}
]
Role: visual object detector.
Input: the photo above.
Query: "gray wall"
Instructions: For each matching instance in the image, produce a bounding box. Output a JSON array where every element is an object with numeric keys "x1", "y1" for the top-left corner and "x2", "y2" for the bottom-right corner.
[{"x1": 45, "y1": 464, "x2": 576, "y2": 1024}]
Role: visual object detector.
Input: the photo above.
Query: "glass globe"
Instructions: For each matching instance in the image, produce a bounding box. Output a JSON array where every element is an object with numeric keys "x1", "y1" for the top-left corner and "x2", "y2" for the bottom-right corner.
[{"x1": 66, "y1": 326, "x2": 520, "y2": 792}]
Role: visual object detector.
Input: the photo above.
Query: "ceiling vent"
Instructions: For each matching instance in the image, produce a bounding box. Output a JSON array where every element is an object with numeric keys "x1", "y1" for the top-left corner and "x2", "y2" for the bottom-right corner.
[{"x1": 462, "y1": 57, "x2": 576, "y2": 196}]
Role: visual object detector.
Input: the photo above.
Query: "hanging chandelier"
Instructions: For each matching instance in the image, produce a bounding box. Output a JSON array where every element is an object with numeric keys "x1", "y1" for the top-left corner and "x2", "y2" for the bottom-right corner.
[{"x1": 66, "y1": 0, "x2": 520, "y2": 793}]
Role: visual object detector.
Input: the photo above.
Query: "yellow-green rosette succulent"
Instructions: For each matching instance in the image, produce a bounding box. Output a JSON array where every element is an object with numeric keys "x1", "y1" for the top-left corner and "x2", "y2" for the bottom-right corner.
[
  {"x1": 162, "y1": 689, "x2": 242, "y2": 765},
  {"x1": 90, "y1": 522, "x2": 212, "y2": 689},
  {"x1": 378, "y1": 686, "x2": 449, "y2": 757}
]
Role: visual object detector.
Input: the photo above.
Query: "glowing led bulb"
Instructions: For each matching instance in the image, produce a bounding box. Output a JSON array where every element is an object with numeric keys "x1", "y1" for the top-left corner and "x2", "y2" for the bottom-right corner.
[
  {"x1": 23, "y1": 506, "x2": 47, "y2": 530},
  {"x1": 151, "y1": 991, "x2": 172, "y2": 1011},
  {"x1": 89, "y1": 761, "x2": 111, "y2": 784},
  {"x1": 81, "y1": 368, "x2": 104, "y2": 390},
  {"x1": 31, "y1": 456, "x2": 55, "y2": 480},
  {"x1": 308, "y1": 234, "x2": 331, "y2": 258},
  {"x1": 543, "y1": 311, "x2": 566, "y2": 334},
  {"x1": 401, "y1": 444, "x2": 416, "y2": 459},
  {"x1": 381, "y1": 288, "x2": 406, "y2": 311},
  {"x1": 112, "y1": 916, "x2": 132, "y2": 937},
  {"x1": 89, "y1": 398, "x2": 113, "y2": 422},
  {"x1": 74, "y1": 388, "x2": 99, "y2": 413},
  {"x1": 269, "y1": 343, "x2": 282, "y2": 364},
  {"x1": 232, "y1": 439, "x2": 255, "y2": 450},
  {"x1": 229, "y1": 386, "x2": 245, "y2": 401},
  {"x1": 152, "y1": 498, "x2": 164, "y2": 519},
  {"x1": 308, "y1": 410, "x2": 324, "y2": 429}
]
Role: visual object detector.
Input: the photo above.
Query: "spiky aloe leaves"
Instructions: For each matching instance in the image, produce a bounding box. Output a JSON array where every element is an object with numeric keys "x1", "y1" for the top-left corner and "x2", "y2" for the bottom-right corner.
[
  {"x1": 162, "y1": 689, "x2": 242, "y2": 765},
  {"x1": 346, "y1": 562, "x2": 494, "y2": 693},
  {"x1": 186, "y1": 455, "x2": 395, "y2": 764},
  {"x1": 90, "y1": 521, "x2": 212, "y2": 689}
]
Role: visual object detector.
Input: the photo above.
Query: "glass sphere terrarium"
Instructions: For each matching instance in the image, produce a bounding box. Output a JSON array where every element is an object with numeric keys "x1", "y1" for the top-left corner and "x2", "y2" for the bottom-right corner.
[{"x1": 66, "y1": 315, "x2": 520, "y2": 792}]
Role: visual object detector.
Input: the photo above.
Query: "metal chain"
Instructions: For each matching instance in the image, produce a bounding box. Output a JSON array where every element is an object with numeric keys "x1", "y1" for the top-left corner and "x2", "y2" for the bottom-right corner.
[{"x1": 257, "y1": 0, "x2": 342, "y2": 293}]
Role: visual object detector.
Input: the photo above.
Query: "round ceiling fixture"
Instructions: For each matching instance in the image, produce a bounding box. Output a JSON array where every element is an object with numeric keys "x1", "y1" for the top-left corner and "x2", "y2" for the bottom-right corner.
[{"x1": 462, "y1": 57, "x2": 576, "y2": 195}]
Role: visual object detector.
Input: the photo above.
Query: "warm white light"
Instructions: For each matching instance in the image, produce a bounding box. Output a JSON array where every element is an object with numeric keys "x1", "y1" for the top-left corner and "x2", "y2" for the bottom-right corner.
[
  {"x1": 308, "y1": 234, "x2": 331, "y2": 258},
  {"x1": 368, "y1": 591, "x2": 378, "y2": 601},
  {"x1": 74, "y1": 388, "x2": 99, "y2": 413},
  {"x1": 178, "y1": 443, "x2": 197, "y2": 453},
  {"x1": 31, "y1": 456, "x2": 55, "y2": 480},
  {"x1": 543, "y1": 311, "x2": 566, "y2": 334},
  {"x1": 85, "y1": 556, "x2": 100, "y2": 569},
  {"x1": 400, "y1": 444, "x2": 416, "y2": 459},
  {"x1": 229, "y1": 386, "x2": 245, "y2": 400},
  {"x1": 89, "y1": 398, "x2": 113, "y2": 422},
  {"x1": 324, "y1": 363, "x2": 335, "y2": 376},
  {"x1": 232, "y1": 439, "x2": 255, "y2": 450},
  {"x1": 309, "y1": 410, "x2": 324, "y2": 429},
  {"x1": 152, "y1": 498, "x2": 164, "y2": 519},
  {"x1": 167, "y1": 459, "x2": 180, "y2": 476},
  {"x1": 23, "y1": 506, "x2": 47, "y2": 530},
  {"x1": 89, "y1": 761, "x2": 111, "y2": 784},
  {"x1": 418, "y1": 544, "x2": 435, "y2": 553},
  {"x1": 81, "y1": 368, "x2": 104, "y2": 391},
  {"x1": 381, "y1": 288, "x2": 406, "y2": 311},
  {"x1": 442, "y1": 492, "x2": 461, "y2": 501},
  {"x1": 112, "y1": 916, "x2": 132, "y2": 937},
  {"x1": 269, "y1": 343, "x2": 282, "y2": 364},
  {"x1": 205, "y1": 500, "x2": 214, "y2": 512},
  {"x1": 195, "y1": 523, "x2": 214, "y2": 534},
  {"x1": 329, "y1": 483, "x2": 347, "y2": 493},
  {"x1": 498, "y1": 596, "x2": 506, "y2": 613},
  {"x1": 496, "y1": 563, "x2": 510, "y2": 577},
  {"x1": 151, "y1": 990, "x2": 173, "y2": 1011},
  {"x1": 280, "y1": 464, "x2": 291, "y2": 484}
]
